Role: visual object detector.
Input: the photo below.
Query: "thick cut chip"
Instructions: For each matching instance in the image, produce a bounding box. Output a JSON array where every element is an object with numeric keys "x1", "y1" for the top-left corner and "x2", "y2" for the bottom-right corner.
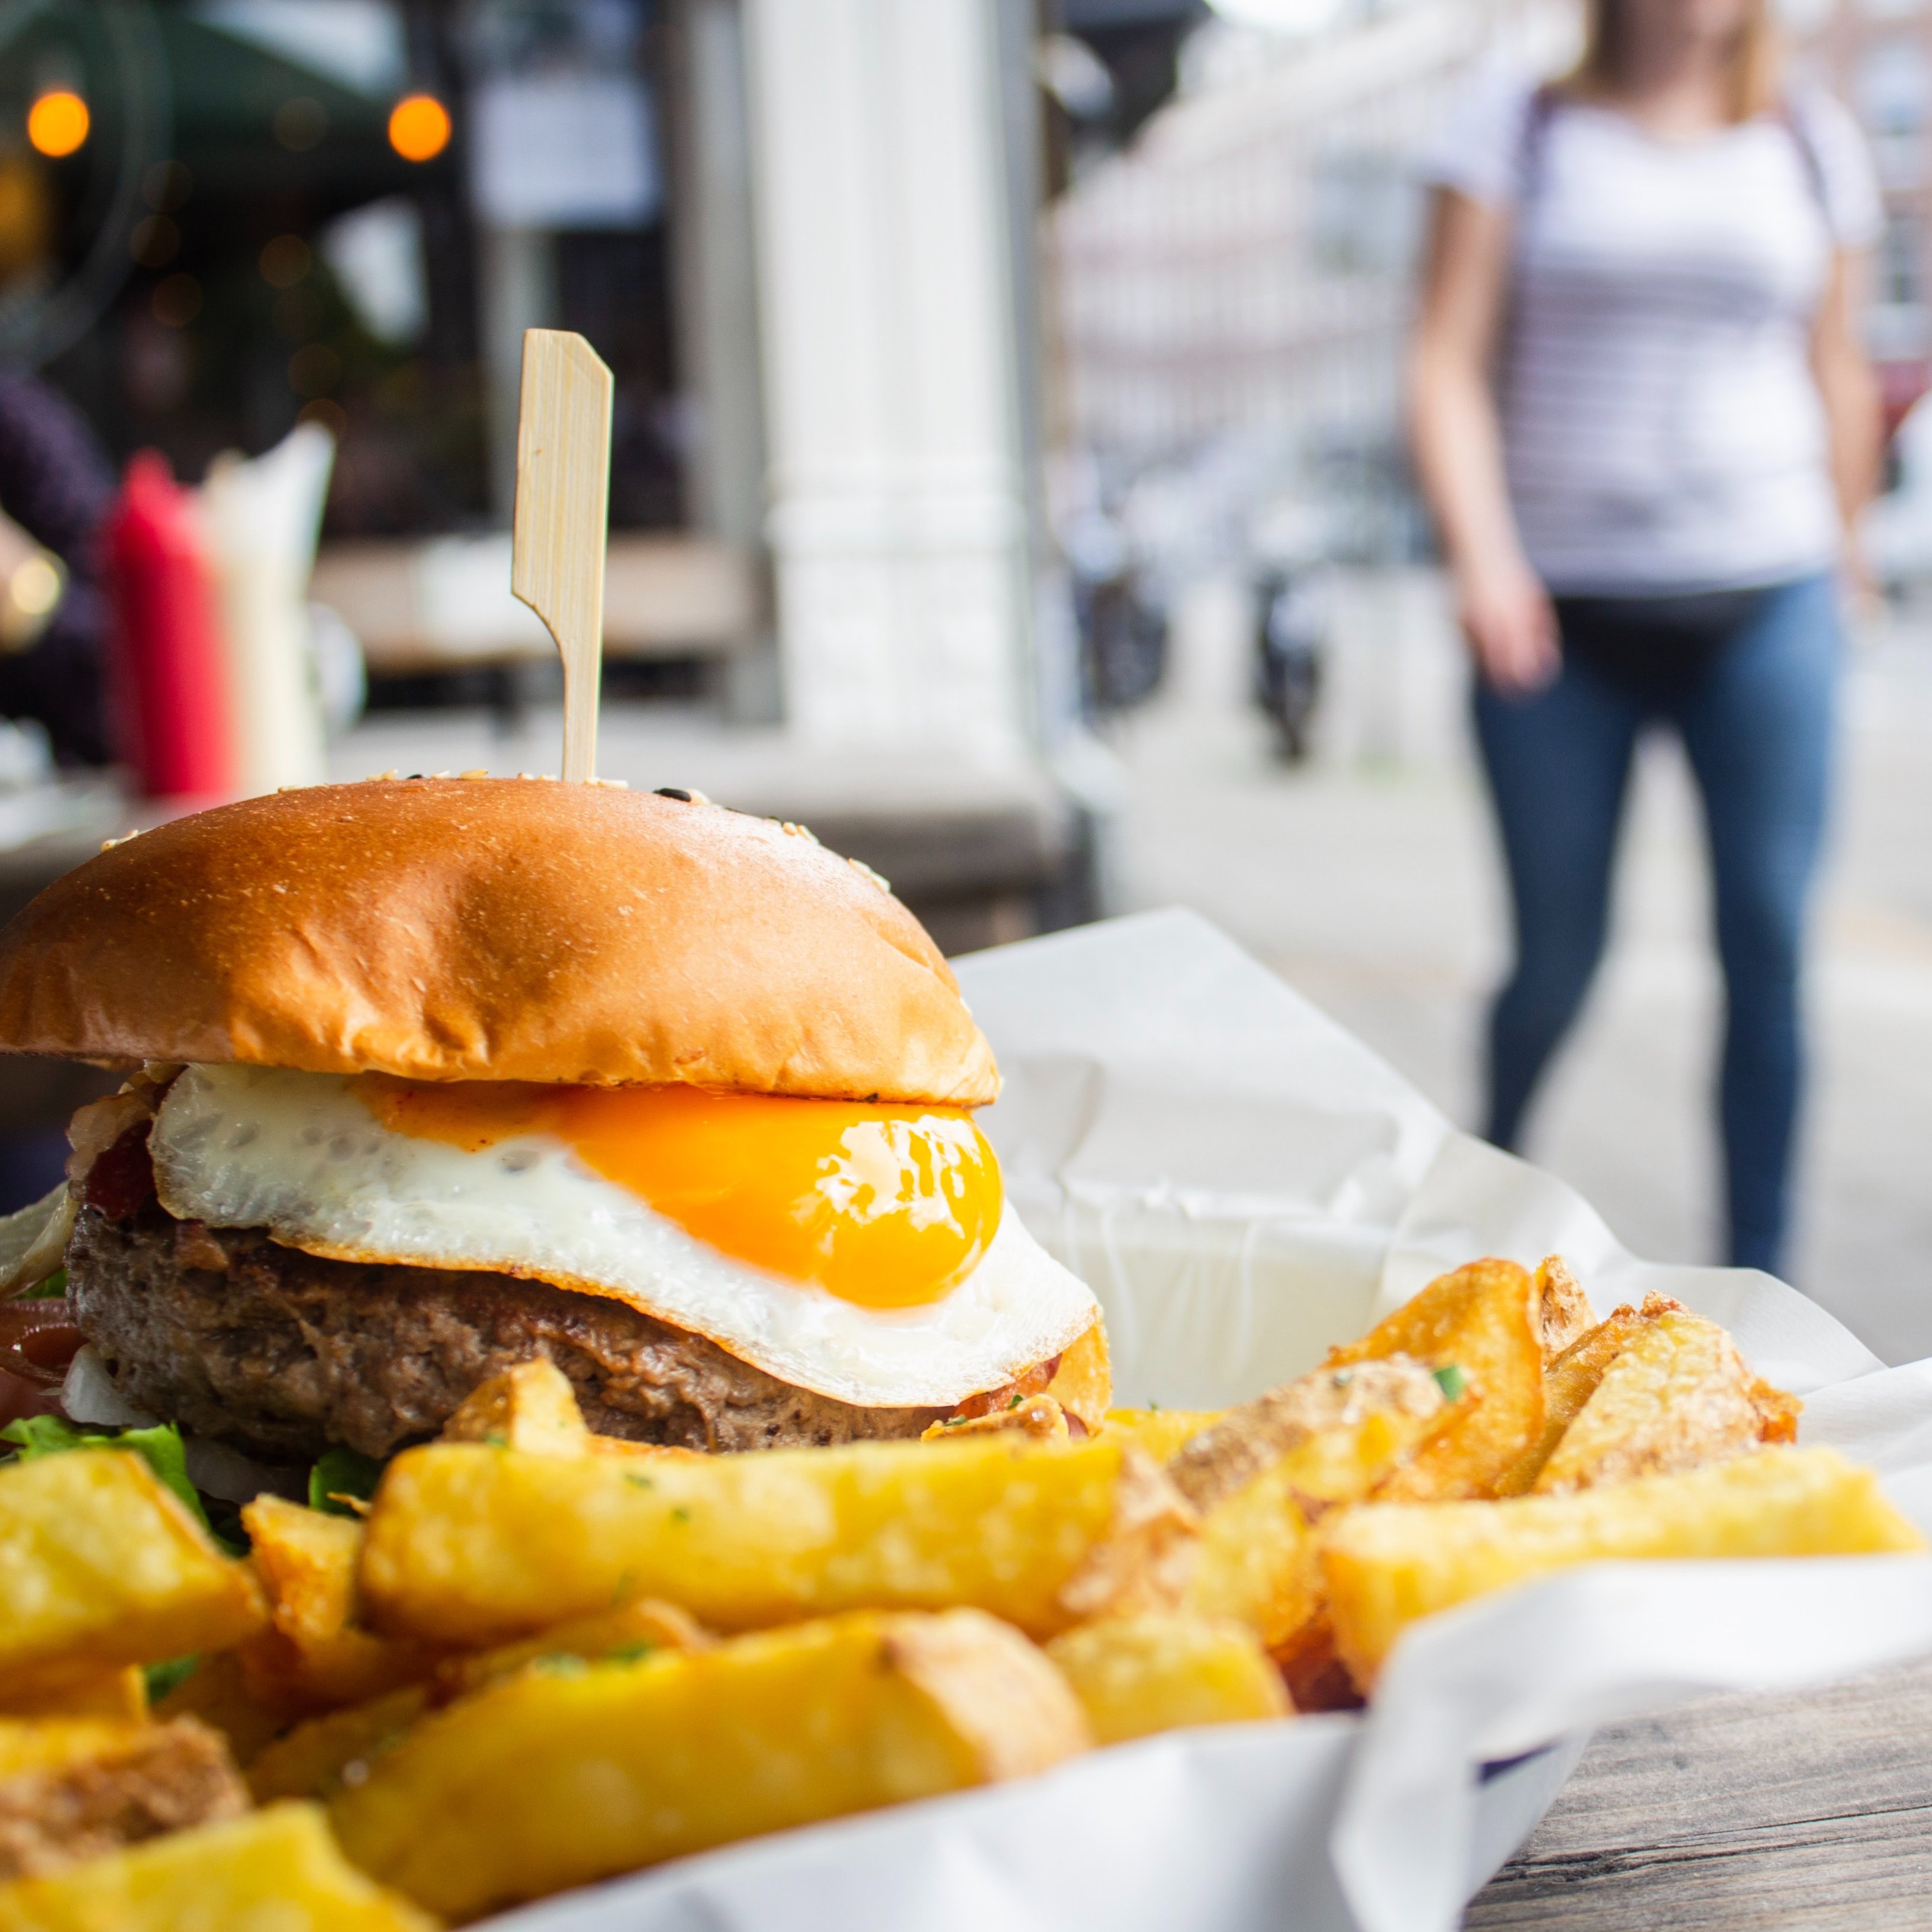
[
  {"x1": 1177, "y1": 1359, "x2": 1446, "y2": 1648},
  {"x1": 1533, "y1": 1304, "x2": 1799, "y2": 1495},
  {"x1": 1270, "y1": 1612, "x2": 1361, "y2": 1714},
  {"x1": 247, "y1": 1687, "x2": 430, "y2": 1805},
  {"x1": 1168, "y1": 1359, "x2": 1445, "y2": 1516},
  {"x1": 439, "y1": 1358, "x2": 590, "y2": 1457},
  {"x1": 1532, "y1": 1255, "x2": 1595, "y2": 1363},
  {"x1": 152, "y1": 1651, "x2": 285, "y2": 1770},
  {"x1": 0, "y1": 1717, "x2": 246, "y2": 1881},
  {"x1": 0, "y1": 1451, "x2": 264, "y2": 1703},
  {"x1": 1105, "y1": 1409, "x2": 1224, "y2": 1461},
  {"x1": 330, "y1": 1609, "x2": 1090, "y2": 1920},
  {"x1": 0, "y1": 1670, "x2": 147, "y2": 1724},
  {"x1": 428, "y1": 1596, "x2": 709, "y2": 1705},
  {"x1": 1324, "y1": 1446, "x2": 1925, "y2": 1688},
  {"x1": 1184, "y1": 1460, "x2": 1319, "y2": 1646},
  {"x1": 1045, "y1": 1321, "x2": 1113, "y2": 1432},
  {"x1": 923, "y1": 1394, "x2": 1070, "y2": 1442},
  {"x1": 1045, "y1": 1614, "x2": 1288, "y2": 1744},
  {"x1": 360, "y1": 1436, "x2": 1196, "y2": 1646},
  {"x1": 0, "y1": 1800, "x2": 437, "y2": 1932},
  {"x1": 1495, "y1": 1302, "x2": 1659, "y2": 1498},
  {"x1": 1328, "y1": 1259, "x2": 1545, "y2": 1501},
  {"x1": 240, "y1": 1496, "x2": 443, "y2": 1718}
]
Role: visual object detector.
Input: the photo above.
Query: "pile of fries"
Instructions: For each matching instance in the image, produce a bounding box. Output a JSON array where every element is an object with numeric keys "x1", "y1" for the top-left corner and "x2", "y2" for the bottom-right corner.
[{"x1": 0, "y1": 1256, "x2": 1918, "y2": 1926}]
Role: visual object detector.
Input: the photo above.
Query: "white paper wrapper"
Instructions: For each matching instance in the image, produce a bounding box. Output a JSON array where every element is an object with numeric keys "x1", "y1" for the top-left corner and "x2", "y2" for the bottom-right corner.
[{"x1": 495, "y1": 910, "x2": 1932, "y2": 1932}]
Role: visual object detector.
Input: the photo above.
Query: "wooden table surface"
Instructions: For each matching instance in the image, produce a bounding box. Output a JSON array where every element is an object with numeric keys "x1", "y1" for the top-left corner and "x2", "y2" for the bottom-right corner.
[{"x1": 1465, "y1": 1657, "x2": 1932, "y2": 1928}]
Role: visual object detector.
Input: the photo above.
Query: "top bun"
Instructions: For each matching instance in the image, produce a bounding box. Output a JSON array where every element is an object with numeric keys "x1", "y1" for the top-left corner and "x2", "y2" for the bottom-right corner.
[{"x1": 0, "y1": 778, "x2": 999, "y2": 1105}]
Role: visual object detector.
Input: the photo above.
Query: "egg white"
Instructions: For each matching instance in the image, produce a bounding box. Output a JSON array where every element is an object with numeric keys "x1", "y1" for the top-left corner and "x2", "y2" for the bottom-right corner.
[{"x1": 148, "y1": 1064, "x2": 1099, "y2": 1410}]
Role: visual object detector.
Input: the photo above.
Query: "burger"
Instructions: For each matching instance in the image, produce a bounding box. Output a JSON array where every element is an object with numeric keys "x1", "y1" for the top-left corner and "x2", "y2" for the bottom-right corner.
[{"x1": 0, "y1": 776, "x2": 1107, "y2": 1473}]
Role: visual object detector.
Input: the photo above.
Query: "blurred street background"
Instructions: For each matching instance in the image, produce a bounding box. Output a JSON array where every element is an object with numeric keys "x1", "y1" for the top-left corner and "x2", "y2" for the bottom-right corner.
[{"x1": 2, "y1": 0, "x2": 1931, "y2": 1352}]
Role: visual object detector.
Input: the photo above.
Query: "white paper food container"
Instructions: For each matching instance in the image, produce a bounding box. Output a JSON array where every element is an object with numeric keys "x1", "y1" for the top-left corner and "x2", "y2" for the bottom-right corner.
[{"x1": 491, "y1": 911, "x2": 1932, "y2": 1932}]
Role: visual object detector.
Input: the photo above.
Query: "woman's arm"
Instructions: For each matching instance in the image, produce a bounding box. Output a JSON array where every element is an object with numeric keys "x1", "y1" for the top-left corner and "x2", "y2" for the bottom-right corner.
[
  {"x1": 1810, "y1": 247, "x2": 1882, "y2": 580},
  {"x1": 1408, "y1": 186, "x2": 1557, "y2": 693}
]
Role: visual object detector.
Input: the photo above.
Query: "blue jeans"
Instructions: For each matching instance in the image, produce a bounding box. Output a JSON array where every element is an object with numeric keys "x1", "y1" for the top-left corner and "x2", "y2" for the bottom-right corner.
[{"x1": 1472, "y1": 573, "x2": 1840, "y2": 1276}]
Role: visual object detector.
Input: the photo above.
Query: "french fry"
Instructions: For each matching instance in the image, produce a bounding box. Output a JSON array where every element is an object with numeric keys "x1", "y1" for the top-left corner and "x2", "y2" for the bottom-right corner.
[
  {"x1": 152, "y1": 1650, "x2": 286, "y2": 1770},
  {"x1": 0, "y1": 1451, "x2": 264, "y2": 1704},
  {"x1": 0, "y1": 1801, "x2": 437, "y2": 1932},
  {"x1": 1176, "y1": 1360, "x2": 1447, "y2": 1648},
  {"x1": 1169, "y1": 1359, "x2": 1446, "y2": 1515},
  {"x1": 1270, "y1": 1612, "x2": 1361, "y2": 1713},
  {"x1": 252, "y1": 1599, "x2": 713, "y2": 1805},
  {"x1": 1105, "y1": 1408, "x2": 1224, "y2": 1461},
  {"x1": 1045, "y1": 1614, "x2": 1287, "y2": 1744},
  {"x1": 1045, "y1": 1319, "x2": 1113, "y2": 1432},
  {"x1": 330, "y1": 1609, "x2": 1091, "y2": 1920},
  {"x1": 1532, "y1": 1255, "x2": 1595, "y2": 1363},
  {"x1": 1495, "y1": 1302, "x2": 1659, "y2": 1497},
  {"x1": 0, "y1": 1717, "x2": 247, "y2": 1881},
  {"x1": 1324, "y1": 1446, "x2": 1925, "y2": 1688},
  {"x1": 922, "y1": 1394, "x2": 1070, "y2": 1442},
  {"x1": 1183, "y1": 1461, "x2": 1320, "y2": 1646},
  {"x1": 360, "y1": 1435, "x2": 1197, "y2": 1646},
  {"x1": 1532, "y1": 1302, "x2": 1795, "y2": 1495},
  {"x1": 239, "y1": 1497, "x2": 443, "y2": 1718},
  {"x1": 247, "y1": 1687, "x2": 430, "y2": 1806},
  {"x1": 0, "y1": 1669, "x2": 147, "y2": 1723},
  {"x1": 429, "y1": 1596, "x2": 709, "y2": 1705},
  {"x1": 1328, "y1": 1258, "x2": 1545, "y2": 1501},
  {"x1": 439, "y1": 1358, "x2": 590, "y2": 1457}
]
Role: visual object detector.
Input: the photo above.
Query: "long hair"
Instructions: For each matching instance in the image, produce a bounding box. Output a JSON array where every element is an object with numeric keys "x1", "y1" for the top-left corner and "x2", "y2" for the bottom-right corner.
[{"x1": 1567, "y1": 0, "x2": 1784, "y2": 121}]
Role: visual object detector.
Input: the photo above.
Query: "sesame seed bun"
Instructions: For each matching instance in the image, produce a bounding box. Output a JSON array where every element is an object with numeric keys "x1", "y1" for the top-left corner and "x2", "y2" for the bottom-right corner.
[{"x1": 0, "y1": 777, "x2": 999, "y2": 1103}]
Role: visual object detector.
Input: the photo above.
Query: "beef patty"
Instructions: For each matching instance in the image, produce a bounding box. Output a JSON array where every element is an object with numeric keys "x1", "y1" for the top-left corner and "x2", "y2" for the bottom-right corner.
[{"x1": 66, "y1": 1203, "x2": 946, "y2": 1463}]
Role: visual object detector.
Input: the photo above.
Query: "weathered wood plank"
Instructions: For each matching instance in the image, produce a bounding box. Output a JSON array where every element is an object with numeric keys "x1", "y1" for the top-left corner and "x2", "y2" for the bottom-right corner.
[{"x1": 1465, "y1": 1659, "x2": 1932, "y2": 1930}]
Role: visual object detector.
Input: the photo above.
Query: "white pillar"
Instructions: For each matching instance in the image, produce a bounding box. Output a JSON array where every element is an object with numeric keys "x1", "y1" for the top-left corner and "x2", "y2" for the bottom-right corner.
[{"x1": 742, "y1": 0, "x2": 1032, "y2": 754}]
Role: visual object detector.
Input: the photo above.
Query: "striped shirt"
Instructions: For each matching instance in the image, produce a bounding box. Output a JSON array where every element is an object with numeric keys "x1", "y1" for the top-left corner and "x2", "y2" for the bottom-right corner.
[{"x1": 1424, "y1": 69, "x2": 1881, "y2": 595}]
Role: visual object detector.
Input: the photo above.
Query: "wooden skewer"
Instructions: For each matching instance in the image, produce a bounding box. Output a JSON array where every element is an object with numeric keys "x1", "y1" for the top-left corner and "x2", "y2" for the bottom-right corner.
[{"x1": 511, "y1": 329, "x2": 614, "y2": 783}]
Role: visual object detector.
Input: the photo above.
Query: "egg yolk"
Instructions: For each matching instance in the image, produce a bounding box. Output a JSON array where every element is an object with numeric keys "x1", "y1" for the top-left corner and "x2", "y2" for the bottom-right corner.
[{"x1": 354, "y1": 1077, "x2": 1002, "y2": 1310}]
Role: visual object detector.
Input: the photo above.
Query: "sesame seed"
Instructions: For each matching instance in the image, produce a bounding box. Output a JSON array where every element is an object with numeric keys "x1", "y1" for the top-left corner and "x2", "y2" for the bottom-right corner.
[
  {"x1": 848, "y1": 857, "x2": 891, "y2": 893},
  {"x1": 460, "y1": 769, "x2": 489, "y2": 780}
]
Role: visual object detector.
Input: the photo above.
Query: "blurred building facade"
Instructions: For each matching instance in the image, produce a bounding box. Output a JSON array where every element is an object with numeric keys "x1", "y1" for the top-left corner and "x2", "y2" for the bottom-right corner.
[
  {"x1": 1800, "y1": 0, "x2": 1932, "y2": 429},
  {"x1": 1049, "y1": 0, "x2": 1923, "y2": 565},
  {"x1": 4, "y1": 0, "x2": 1060, "y2": 759}
]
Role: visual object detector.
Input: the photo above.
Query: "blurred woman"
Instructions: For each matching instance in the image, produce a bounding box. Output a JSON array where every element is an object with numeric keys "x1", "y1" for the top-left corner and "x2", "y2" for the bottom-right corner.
[{"x1": 1409, "y1": 0, "x2": 1881, "y2": 1276}]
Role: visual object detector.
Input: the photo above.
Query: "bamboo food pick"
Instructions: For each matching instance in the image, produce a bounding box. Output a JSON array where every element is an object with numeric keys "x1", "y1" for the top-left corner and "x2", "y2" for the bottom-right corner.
[{"x1": 511, "y1": 329, "x2": 614, "y2": 783}]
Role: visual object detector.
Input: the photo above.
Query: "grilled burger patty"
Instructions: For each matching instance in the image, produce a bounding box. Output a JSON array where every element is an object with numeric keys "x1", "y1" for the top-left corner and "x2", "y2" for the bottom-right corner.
[{"x1": 66, "y1": 1199, "x2": 946, "y2": 1463}]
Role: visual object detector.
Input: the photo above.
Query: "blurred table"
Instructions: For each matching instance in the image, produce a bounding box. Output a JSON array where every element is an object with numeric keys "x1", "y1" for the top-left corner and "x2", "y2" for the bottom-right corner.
[
  {"x1": 1467, "y1": 1659, "x2": 1932, "y2": 1928},
  {"x1": 311, "y1": 533, "x2": 760, "y2": 671}
]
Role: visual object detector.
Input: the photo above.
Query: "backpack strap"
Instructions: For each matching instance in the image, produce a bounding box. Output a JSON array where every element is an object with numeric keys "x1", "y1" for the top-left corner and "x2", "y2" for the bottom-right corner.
[
  {"x1": 1774, "y1": 94, "x2": 1831, "y2": 223},
  {"x1": 1499, "y1": 84, "x2": 1561, "y2": 394},
  {"x1": 1515, "y1": 82, "x2": 1561, "y2": 215}
]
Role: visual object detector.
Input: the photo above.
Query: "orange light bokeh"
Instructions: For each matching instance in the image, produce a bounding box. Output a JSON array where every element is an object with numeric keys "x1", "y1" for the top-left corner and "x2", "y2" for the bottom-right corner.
[
  {"x1": 388, "y1": 95, "x2": 450, "y2": 163},
  {"x1": 27, "y1": 92, "x2": 89, "y2": 159}
]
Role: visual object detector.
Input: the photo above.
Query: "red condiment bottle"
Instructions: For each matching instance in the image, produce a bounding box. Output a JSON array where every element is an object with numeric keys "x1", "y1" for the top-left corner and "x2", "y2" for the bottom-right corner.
[{"x1": 102, "y1": 452, "x2": 236, "y2": 799}]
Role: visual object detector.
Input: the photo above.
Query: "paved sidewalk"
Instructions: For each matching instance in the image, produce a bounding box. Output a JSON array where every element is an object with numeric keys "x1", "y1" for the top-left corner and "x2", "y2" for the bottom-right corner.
[{"x1": 1109, "y1": 578, "x2": 1932, "y2": 1365}]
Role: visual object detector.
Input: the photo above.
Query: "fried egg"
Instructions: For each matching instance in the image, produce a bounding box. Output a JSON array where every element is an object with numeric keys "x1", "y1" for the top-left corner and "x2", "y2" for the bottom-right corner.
[{"x1": 147, "y1": 1063, "x2": 1097, "y2": 1409}]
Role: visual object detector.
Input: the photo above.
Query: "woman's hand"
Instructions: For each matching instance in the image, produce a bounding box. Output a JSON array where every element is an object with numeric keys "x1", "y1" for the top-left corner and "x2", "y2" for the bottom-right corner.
[{"x1": 1457, "y1": 554, "x2": 1560, "y2": 695}]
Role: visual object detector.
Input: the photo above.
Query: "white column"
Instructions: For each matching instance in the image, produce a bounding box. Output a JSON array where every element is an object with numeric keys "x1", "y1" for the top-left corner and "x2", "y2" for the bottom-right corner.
[{"x1": 742, "y1": 0, "x2": 1032, "y2": 754}]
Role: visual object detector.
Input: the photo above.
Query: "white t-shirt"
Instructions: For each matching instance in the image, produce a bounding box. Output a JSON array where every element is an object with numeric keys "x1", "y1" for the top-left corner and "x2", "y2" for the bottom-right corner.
[{"x1": 1423, "y1": 69, "x2": 1882, "y2": 595}]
